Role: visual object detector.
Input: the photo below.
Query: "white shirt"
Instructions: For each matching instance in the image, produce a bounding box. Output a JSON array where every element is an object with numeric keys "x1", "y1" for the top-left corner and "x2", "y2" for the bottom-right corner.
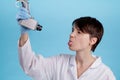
[{"x1": 18, "y1": 38, "x2": 116, "y2": 80}]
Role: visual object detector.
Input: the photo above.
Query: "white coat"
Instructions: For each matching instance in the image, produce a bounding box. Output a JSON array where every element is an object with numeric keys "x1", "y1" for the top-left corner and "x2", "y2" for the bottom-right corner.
[{"x1": 18, "y1": 38, "x2": 116, "y2": 80}]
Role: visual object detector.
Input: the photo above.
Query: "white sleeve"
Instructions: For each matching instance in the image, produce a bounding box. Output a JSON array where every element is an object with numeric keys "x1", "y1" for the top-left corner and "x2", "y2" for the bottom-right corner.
[{"x1": 18, "y1": 38, "x2": 57, "y2": 80}]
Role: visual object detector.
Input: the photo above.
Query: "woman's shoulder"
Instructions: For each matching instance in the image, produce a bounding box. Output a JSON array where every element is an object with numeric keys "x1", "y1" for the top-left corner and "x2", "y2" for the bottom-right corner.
[{"x1": 94, "y1": 57, "x2": 116, "y2": 79}]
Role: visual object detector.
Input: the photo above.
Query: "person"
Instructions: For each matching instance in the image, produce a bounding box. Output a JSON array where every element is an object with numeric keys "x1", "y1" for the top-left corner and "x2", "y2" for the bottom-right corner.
[{"x1": 17, "y1": 2, "x2": 116, "y2": 80}]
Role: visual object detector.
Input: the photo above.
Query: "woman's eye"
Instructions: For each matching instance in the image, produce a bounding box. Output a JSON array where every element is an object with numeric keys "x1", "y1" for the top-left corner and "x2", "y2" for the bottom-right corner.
[{"x1": 78, "y1": 31, "x2": 81, "y2": 34}]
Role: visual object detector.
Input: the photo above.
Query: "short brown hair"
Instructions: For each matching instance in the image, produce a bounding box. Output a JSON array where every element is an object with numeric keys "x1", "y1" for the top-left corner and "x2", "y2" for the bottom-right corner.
[{"x1": 72, "y1": 16, "x2": 104, "y2": 52}]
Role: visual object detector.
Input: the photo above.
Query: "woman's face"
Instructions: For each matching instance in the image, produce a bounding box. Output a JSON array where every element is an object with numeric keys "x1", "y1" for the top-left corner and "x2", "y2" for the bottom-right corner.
[{"x1": 68, "y1": 26, "x2": 92, "y2": 52}]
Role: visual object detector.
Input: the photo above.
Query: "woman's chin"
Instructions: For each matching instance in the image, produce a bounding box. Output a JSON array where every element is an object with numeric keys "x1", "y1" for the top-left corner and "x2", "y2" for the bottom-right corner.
[{"x1": 68, "y1": 46, "x2": 76, "y2": 51}]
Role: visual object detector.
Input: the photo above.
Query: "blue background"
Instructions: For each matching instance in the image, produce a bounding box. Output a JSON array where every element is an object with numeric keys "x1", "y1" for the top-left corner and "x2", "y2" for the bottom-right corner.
[{"x1": 0, "y1": 0, "x2": 120, "y2": 80}]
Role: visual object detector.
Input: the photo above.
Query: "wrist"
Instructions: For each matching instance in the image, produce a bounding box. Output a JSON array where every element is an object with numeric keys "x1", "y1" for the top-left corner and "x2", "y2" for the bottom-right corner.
[{"x1": 19, "y1": 33, "x2": 28, "y2": 47}]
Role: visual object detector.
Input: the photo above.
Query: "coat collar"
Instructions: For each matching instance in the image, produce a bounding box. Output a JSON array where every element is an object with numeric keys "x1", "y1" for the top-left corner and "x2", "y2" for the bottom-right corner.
[{"x1": 69, "y1": 55, "x2": 102, "y2": 69}]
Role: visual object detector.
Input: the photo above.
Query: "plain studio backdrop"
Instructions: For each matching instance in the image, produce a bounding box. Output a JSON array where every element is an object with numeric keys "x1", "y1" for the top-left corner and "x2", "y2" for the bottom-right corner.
[{"x1": 0, "y1": 0, "x2": 120, "y2": 80}]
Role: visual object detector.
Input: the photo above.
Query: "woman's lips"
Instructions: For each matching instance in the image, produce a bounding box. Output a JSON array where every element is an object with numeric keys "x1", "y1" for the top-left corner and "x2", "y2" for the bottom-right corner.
[{"x1": 68, "y1": 40, "x2": 72, "y2": 46}]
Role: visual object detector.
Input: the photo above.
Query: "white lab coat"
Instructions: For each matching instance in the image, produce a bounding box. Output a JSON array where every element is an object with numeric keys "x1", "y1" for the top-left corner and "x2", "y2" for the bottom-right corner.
[{"x1": 18, "y1": 38, "x2": 116, "y2": 80}]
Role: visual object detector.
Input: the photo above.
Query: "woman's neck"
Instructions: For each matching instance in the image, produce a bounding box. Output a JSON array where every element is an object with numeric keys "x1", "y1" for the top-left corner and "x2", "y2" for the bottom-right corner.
[{"x1": 75, "y1": 50, "x2": 95, "y2": 67}]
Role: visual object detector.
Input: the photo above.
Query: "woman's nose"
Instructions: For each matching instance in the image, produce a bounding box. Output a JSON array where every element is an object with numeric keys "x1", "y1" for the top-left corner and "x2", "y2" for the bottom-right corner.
[{"x1": 70, "y1": 32, "x2": 75, "y2": 38}]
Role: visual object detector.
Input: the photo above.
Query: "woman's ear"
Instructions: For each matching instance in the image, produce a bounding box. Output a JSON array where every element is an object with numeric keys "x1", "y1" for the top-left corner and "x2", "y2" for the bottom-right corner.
[{"x1": 90, "y1": 37, "x2": 97, "y2": 46}]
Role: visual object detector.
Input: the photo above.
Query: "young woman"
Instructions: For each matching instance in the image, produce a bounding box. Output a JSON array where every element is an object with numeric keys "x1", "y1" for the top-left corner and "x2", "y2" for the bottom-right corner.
[{"x1": 17, "y1": 7, "x2": 116, "y2": 80}]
